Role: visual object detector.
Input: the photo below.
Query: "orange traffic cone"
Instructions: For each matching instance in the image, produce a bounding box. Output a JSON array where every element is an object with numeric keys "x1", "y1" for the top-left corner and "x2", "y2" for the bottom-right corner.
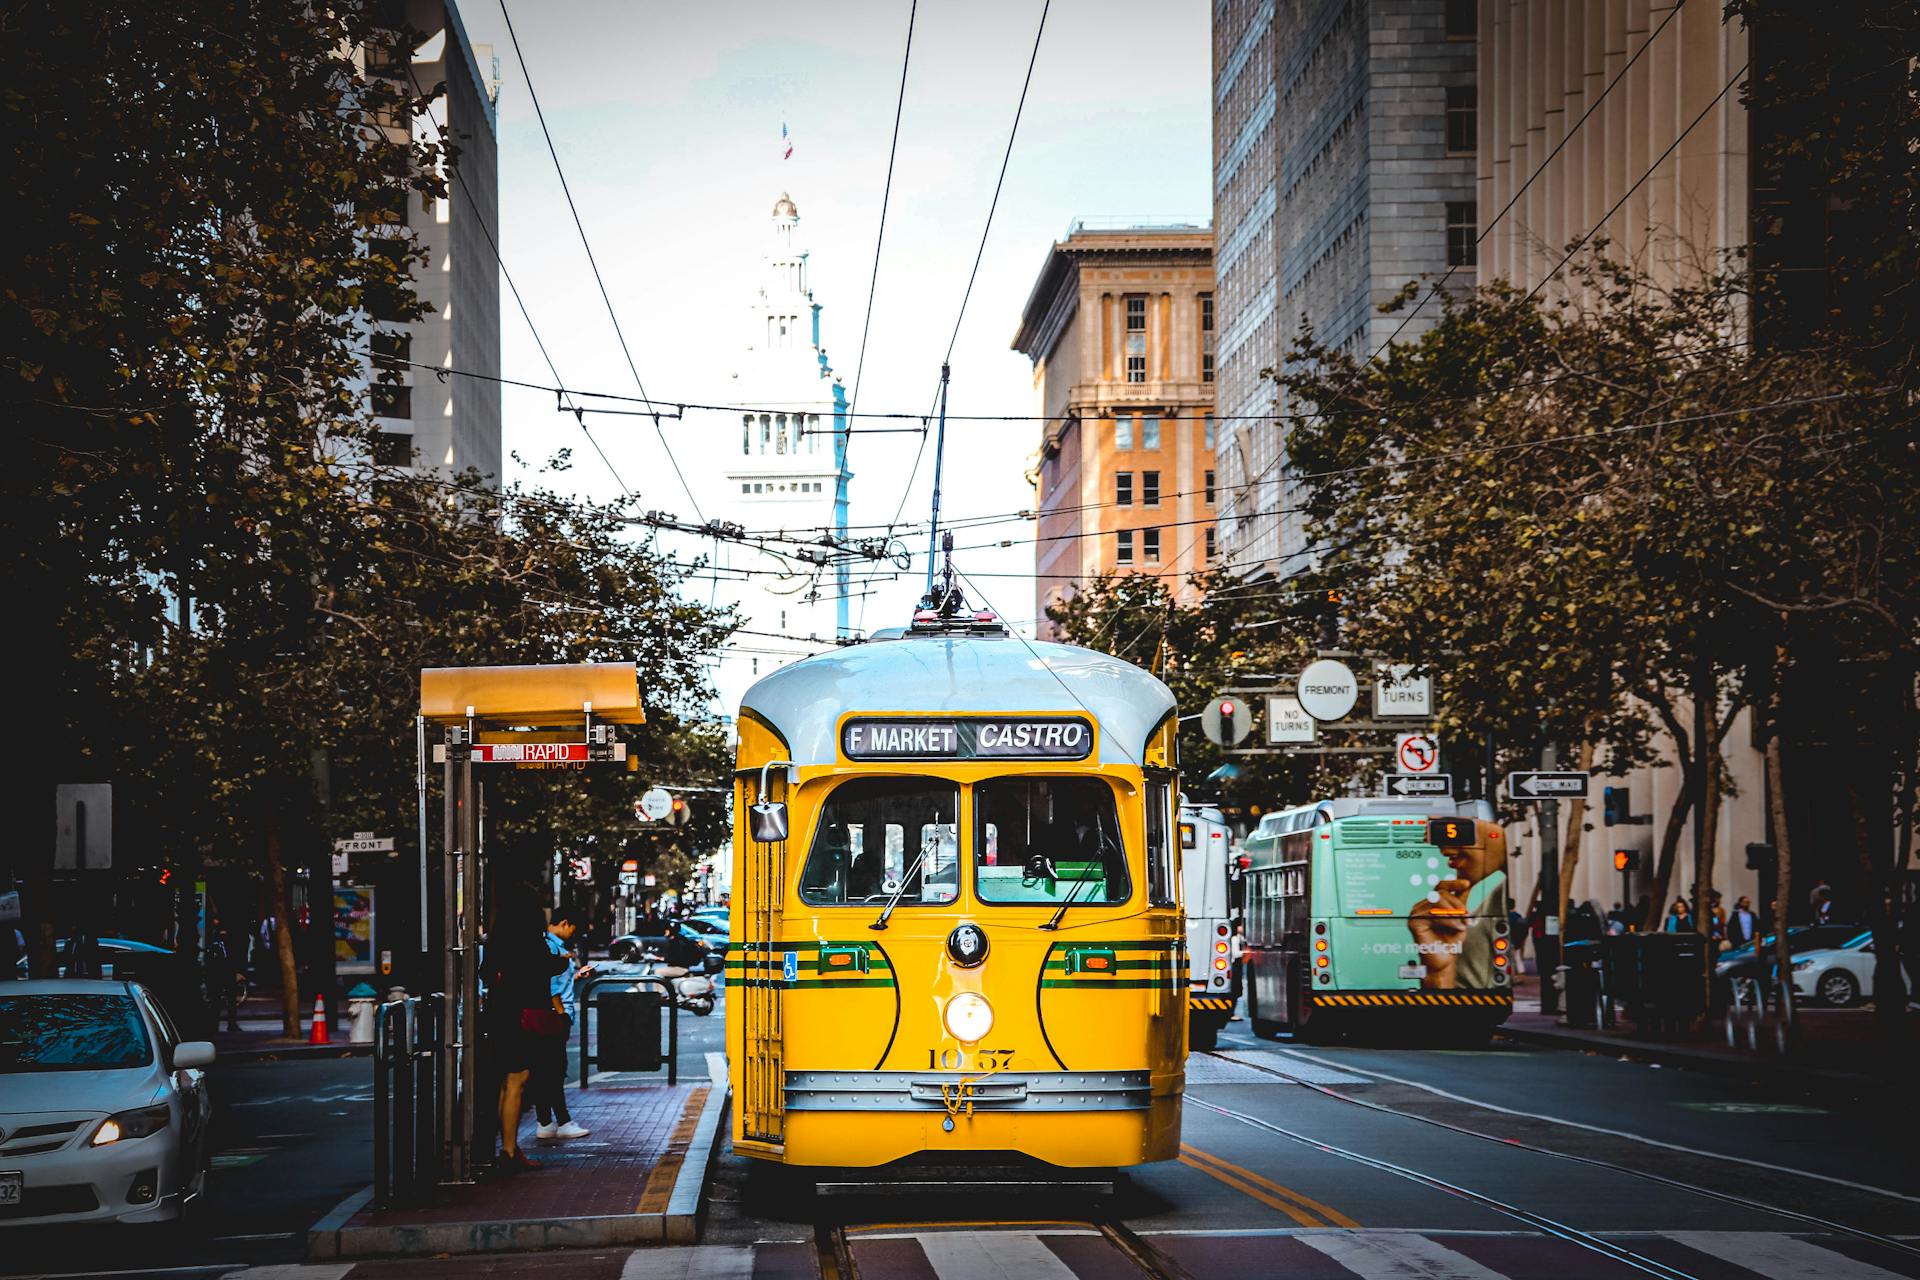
[{"x1": 308, "y1": 993, "x2": 330, "y2": 1044}]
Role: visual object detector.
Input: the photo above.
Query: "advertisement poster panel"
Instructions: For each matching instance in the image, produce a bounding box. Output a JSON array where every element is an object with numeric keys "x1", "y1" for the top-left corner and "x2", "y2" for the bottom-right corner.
[{"x1": 333, "y1": 886, "x2": 376, "y2": 974}]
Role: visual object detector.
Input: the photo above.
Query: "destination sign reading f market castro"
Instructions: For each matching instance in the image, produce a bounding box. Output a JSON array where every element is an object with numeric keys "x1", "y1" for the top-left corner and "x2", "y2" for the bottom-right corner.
[{"x1": 841, "y1": 716, "x2": 1094, "y2": 761}]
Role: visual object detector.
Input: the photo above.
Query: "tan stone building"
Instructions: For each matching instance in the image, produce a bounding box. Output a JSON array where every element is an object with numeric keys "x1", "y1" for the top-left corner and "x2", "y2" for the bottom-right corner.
[{"x1": 1013, "y1": 223, "x2": 1216, "y2": 638}]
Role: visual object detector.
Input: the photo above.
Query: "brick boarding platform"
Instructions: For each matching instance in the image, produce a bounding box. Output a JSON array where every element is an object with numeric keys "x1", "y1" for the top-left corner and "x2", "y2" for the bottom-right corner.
[{"x1": 309, "y1": 1072, "x2": 728, "y2": 1259}]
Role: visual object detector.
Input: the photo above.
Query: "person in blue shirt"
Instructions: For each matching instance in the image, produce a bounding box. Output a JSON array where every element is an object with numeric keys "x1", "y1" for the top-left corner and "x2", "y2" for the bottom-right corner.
[{"x1": 532, "y1": 907, "x2": 593, "y2": 1140}]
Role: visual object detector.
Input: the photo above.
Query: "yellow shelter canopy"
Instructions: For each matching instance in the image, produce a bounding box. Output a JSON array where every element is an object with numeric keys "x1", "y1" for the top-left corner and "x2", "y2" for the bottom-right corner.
[{"x1": 419, "y1": 662, "x2": 647, "y2": 728}]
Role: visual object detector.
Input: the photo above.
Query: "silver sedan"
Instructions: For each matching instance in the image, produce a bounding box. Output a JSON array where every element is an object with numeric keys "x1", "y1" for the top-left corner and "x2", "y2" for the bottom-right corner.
[{"x1": 0, "y1": 979, "x2": 214, "y2": 1226}]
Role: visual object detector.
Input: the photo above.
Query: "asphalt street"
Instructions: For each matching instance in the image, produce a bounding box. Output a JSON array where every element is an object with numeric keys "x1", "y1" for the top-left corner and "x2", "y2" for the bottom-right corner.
[{"x1": 7, "y1": 990, "x2": 1917, "y2": 1280}]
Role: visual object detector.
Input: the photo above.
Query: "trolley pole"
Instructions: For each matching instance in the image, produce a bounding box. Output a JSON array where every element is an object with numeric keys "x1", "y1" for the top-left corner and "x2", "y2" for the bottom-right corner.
[
  {"x1": 1538, "y1": 743, "x2": 1562, "y2": 1016},
  {"x1": 924, "y1": 362, "x2": 951, "y2": 595}
]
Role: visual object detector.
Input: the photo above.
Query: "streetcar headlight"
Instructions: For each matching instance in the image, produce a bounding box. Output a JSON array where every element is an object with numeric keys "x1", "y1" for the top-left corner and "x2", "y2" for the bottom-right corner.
[{"x1": 943, "y1": 992, "x2": 994, "y2": 1043}]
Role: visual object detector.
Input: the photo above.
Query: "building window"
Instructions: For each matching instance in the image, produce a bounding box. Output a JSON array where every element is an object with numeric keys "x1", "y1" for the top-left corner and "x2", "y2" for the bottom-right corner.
[
  {"x1": 372, "y1": 431, "x2": 412, "y2": 466},
  {"x1": 1205, "y1": 469, "x2": 1216, "y2": 505},
  {"x1": 1446, "y1": 201, "x2": 1478, "y2": 267},
  {"x1": 1143, "y1": 527, "x2": 1161, "y2": 562},
  {"x1": 1200, "y1": 293, "x2": 1215, "y2": 383},
  {"x1": 1116, "y1": 471, "x2": 1133, "y2": 506},
  {"x1": 370, "y1": 330, "x2": 411, "y2": 372},
  {"x1": 1142, "y1": 415, "x2": 1161, "y2": 450},
  {"x1": 371, "y1": 382, "x2": 411, "y2": 419},
  {"x1": 742, "y1": 483, "x2": 751, "y2": 494},
  {"x1": 1205, "y1": 527, "x2": 1217, "y2": 560},
  {"x1": 1445, "y1": 0, "x2": 1477, "y2": 38},
  {"x1": 1446, "y1": 86, "x2": 1477, "y2": 154},
  {"x1": 1124, "y1": 293, "x2": 1147, "y2": 383},
  {"x1": 1143, "y1": 471, "x2": 1160, "y2": 507},
  {"x1": 1204, "y1": 413, "x2": 1215, "y2": 450},
  {"x1": 1116, "y1": 529, "x2": 1134, "y2": 565},
  {"x1": 1115, "y1": 416, "x2": 1133, "y2": 451}
]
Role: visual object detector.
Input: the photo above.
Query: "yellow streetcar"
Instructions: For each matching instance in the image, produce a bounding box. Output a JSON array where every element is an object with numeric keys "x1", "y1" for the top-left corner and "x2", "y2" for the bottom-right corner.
[{"x1": 724, "y1": 603, "x2": 1185, "y2": 1177}]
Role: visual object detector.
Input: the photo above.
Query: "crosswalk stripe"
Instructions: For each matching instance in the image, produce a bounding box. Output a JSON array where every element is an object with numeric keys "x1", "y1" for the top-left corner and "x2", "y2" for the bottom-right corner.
[
  {"x1": 1663, "y1": 1232, "x2": 1908, "y2": 1279},
  {"x1": 915, "y1": 1230, "x2": 1081, "y2": 1280},
  {"x1": 618, "y1": 1245, "x2": 756, "y2": 1279},
  {"x1": 1296, "y1": 1230, "x2": 1510, "y2": 1279},
  {"x1": 229, "y1": 1268, "x2": 355, "y2": 1280}
]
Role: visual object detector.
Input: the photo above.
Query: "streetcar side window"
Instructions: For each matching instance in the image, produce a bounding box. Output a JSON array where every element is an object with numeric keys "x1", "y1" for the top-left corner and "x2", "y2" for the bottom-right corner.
[
  {"x1": 799, "y1": 778, "x2": 960, "y2": 906},
  {"x1": 1145, "y1": 780, "x2": 1176, "y2": 907},
  {"x1": 973, "y1": 776, "x2": 1130, "y2": 904}
]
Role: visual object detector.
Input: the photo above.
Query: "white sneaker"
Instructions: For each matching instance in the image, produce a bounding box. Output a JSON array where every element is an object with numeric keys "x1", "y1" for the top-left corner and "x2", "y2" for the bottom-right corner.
[
  {"x1": 554, "y1": 1121, "x2": 590, "y2": 1139},
  {"x1": 534, "y1": 1122, "x2": 558, "y2": 1139}
]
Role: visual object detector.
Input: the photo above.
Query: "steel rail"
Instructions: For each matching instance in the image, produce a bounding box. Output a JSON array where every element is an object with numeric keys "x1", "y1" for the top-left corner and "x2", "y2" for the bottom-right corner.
[
  {"x1": 1184, "y1": 1093, "x2": 1705, "y2": 1280},
  {"x1": 1206, "y1": 1048, "x2": 1920, "y2": 1260}
]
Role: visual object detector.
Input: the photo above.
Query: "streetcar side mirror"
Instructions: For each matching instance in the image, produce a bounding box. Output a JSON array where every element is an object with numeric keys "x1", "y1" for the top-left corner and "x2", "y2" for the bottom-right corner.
[{"x1": 749, "y1": 801, "x2": 789, "y2": 843}]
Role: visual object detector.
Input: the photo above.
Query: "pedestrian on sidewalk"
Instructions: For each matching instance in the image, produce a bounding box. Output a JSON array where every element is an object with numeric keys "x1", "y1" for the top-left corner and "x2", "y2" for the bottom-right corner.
[
  {"x1": 1508, "y1": 909, "x2": 1529, "y2": 973},
  {"x1": 1727, "y1": 896, "x2": 1759, "y2": 949},
  {"x1": 1662, "y1": 898, "x2": 1693, "y2": 932},
  {"x1": 482, "y1": 884, "x2": 569, "y2": 1174},
  {"x1": 534, "y1": 907, "x2": 592, "y2": 1141},
  {"x1": 206, "y1": 923, "x2": 244, "y2": 1034},
  {"x1": 1227, "y1": 918, "x2": 1246, "y2": 1019}
]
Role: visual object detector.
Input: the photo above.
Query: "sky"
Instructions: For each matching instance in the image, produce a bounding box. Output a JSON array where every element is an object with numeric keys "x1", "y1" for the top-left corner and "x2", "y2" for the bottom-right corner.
[{"x1": 450, "y1": 0, "x2": 1212, "y2": 639}]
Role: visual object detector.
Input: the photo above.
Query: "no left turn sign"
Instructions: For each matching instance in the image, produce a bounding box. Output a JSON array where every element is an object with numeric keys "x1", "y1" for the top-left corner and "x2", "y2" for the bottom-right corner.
[{"x1": 1396, "y1": 732, "x2": 1440, "y2": 774}]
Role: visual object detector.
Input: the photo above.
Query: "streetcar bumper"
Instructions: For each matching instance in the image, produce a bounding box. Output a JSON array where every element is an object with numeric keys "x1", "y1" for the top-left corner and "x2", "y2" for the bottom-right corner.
[{"x1": 762, "y1": 1069, "x2": 1181, "y2": 1167}]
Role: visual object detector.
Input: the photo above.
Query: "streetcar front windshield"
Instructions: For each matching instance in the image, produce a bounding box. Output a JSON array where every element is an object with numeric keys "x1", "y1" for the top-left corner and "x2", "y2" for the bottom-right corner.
[
  {"x1": 974, "y1": 776, "x2": 1130, "y2": 904},
  {"x1": 800, "y1": 777, "x2": 960, "y2": 906}
]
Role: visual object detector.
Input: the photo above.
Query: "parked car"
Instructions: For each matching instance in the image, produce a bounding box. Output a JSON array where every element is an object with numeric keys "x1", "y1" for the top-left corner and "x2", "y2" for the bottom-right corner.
[
  {"x1": 689, "y1": 907, "x2": 730, "y2": 930},
  {"x1": 1791, "y1": 933, "x2": 1878, "y2": 1007},
  {"x1": 12, "y1": 940, "x2": 210, "y2": 1038},
  {"x1": 1715, "y1": 925, "x2": 1867, "y2": 982},
  {"x1": 0, "y1": 980, "x2": 214, "y2": 1226}
]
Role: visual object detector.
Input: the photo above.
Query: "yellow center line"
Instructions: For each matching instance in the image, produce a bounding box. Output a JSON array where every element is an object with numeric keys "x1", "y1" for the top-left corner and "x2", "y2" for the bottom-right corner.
[{"x1": 1180, "y1": 1143, "x2": 1362, "y2": 1229}]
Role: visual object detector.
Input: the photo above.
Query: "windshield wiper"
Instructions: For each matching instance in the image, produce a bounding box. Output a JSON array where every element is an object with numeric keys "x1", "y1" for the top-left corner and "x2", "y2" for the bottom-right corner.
[
  {"x1": 869, "y1": 849, "x2": 929, "y2": 931},
  {"x1": 1041, "y1": 858, "x2": 1102, "y2": 931}
]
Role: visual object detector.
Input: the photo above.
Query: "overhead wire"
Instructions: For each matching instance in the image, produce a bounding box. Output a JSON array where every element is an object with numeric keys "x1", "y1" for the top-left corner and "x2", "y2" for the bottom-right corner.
[{"x1": 496, "y1": 0, "x2": 705, "y2": 520}]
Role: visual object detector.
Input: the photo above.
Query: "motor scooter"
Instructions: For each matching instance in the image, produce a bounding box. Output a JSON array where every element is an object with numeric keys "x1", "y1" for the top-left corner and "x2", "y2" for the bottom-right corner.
[{"x1": 636, "y1": 943, "x2": 716, "y2": 1016}]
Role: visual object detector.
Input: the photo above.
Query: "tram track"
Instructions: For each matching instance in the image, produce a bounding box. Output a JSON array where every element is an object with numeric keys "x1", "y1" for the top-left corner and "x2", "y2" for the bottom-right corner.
[
  {"x1": 1197, "y1": 1047, "x2": 1920, "y2": 1262},
  {"x1": 1184, "y1": 1092, "x2": 1709, "y2": 1280}
]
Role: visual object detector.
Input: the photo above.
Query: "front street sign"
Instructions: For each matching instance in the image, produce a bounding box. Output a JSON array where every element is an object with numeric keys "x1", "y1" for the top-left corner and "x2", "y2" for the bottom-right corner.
[
  {"x1": 1506, "y1": 771, "x2": 1591, "y2": 800},
  {"x1": 1385, "y1": 773, "x2": 1452, "y2": 797}
]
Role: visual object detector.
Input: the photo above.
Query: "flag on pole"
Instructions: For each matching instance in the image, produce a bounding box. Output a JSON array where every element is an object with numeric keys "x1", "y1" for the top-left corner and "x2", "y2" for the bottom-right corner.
[{"x1": 781, "y1": 121, "x2": 793, "y2": 160}]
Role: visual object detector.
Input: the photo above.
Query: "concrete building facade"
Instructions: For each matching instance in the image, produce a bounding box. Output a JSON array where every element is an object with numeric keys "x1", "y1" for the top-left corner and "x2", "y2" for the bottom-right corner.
[
  {"x1": 1012, "y1": 222, "x2": 1216, "y2": 637},
  {"x1": 366, "y1": 0, "x2": 503, "y2": 483},
  {"x1": 1212, "y1": 0, "x2": 1478, "y2": 577},
  {"x1": 1472, "y1": 1, "x2": 1757, "y2": 926},
  {"x1": 705, "y1": 193, "x2": 852, "y2": 720}
]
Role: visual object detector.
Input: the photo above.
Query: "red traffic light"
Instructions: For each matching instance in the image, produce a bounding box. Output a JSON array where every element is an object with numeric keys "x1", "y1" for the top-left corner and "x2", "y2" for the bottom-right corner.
[
  {"x1": 1613, "y1": 849, "x2": 1636, "y2": 871},
  {"x1": 1219, "y1": 700, "x2": 1236, "y2": 716}
]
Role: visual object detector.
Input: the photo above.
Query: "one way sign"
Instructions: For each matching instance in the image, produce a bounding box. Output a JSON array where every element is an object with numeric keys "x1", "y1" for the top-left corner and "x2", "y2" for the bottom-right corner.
[
  {"x1": 1506, "y1": 771, "x2": 1591, "y2": 800},
  {"x1": 1386, "y1": 773, "x2": 1453, "y2": 797}
]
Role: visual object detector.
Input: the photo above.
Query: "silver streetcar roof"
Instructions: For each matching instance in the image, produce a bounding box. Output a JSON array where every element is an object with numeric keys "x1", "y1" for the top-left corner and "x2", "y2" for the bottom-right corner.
[{"x1": 740, "y1": 634, "x2": 1175, "y2": 767}]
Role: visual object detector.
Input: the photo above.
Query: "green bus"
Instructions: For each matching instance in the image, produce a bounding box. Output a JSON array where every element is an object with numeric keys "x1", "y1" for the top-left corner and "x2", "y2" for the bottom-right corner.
[{"x1": 1240, "y1": 798, "x2": 1512, "y2": 1042}]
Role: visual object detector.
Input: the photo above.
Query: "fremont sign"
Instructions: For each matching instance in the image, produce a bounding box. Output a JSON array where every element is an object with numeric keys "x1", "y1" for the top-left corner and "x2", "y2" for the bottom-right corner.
[{"x1": 1296, "y1": 659, "x2": 1359, "y2": 721}]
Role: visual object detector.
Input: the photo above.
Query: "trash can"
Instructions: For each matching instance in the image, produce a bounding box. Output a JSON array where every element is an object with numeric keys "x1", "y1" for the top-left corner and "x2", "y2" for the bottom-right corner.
[
  {"x1": 596, "y1": 983, "x2": 662, "y2": 1072},
  {"x1": 347, "y1": 982, "x2": 380, "y2": 1046},
  {"x1": 1637, "y1": 932, "x2": 1709, "y2": 1035},
  {"x1": 1560, "y1": 940, "x2": 1604, "y2": 1028}
]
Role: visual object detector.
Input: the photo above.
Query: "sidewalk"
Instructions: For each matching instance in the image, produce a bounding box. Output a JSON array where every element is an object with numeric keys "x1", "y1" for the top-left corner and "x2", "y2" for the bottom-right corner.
[
  {"x1": 1497, "y1": 971, "x2": 1914, "y2": 1096},
  {"x1": 212, "y1": 995, "x2": 371, "y2": 1061},
  {"x1": 306, "y1": 1052, "x2": 729, "y2": 1259}
]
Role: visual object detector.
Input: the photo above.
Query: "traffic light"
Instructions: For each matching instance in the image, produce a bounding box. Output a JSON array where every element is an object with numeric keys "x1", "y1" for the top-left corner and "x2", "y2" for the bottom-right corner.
[
  {"x1": 1745, "y1": 841, "x2": 1776, "y2": 871},
  {"x1": 1201, "y1": 695, "x2": 1253, "y2": 746},
  {"x1": 1612, "y1": 849, "x2": 1638, "y2": 872},
  {"x1": 670, "y1": 796, "x2": 692, "y2": 827},
  {"x1": 1603, "y1": 785, "x2": 1629, "y2": 826}
]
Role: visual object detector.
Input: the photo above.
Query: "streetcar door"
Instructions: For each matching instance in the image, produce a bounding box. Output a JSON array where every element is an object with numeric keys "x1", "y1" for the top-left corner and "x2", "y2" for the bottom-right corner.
[{"x1": 738, "y1": 766, "x2": 790, "y2": 1148}]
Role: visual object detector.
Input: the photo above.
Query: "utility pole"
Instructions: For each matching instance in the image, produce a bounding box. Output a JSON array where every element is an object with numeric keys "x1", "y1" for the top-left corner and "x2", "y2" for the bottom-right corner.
[
  {"x1": 1538, "y1": 742, "x2": 1562, "y2": 1015},
  {"x1": 924, "y1": 362, "x2": 951, "y2": 595}
]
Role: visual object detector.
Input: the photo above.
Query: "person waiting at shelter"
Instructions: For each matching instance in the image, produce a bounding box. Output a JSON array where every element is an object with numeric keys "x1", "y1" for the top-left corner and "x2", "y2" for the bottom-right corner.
[
  {"x1": 482, "y1": 884, "x2": 569, "y2": 1174},
  {"x1": 534, "y1": 907, "x2": 592, "y2": 1140}
]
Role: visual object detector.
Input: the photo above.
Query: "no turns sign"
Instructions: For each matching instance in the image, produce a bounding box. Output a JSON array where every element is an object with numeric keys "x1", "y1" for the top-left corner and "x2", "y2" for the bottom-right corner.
[{"x1": 1395, "y1": 732, "x2": 1440, "y2": 774}]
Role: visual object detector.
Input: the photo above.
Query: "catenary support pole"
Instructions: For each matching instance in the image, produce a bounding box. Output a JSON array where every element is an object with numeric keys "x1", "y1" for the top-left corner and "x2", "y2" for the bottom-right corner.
[
  {"x1": 924, "y1": 362, "x2": 951, "y2": 594},
  {"x1": 1539, "y1": 742, "x2": 1562, "y2": 1015}
]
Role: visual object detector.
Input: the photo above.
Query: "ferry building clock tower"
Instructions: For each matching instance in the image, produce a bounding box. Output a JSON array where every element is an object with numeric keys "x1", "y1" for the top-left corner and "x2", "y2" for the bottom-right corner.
[{"x1": 709, "y1": 193, "x2": 853, "y2": 719}]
